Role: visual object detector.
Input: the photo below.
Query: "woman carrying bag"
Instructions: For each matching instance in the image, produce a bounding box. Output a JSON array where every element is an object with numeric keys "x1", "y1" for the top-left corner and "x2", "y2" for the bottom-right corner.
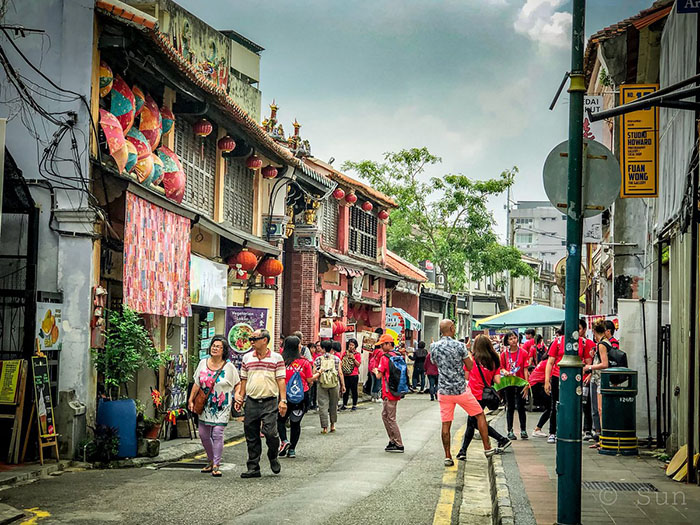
[
  {"x1": 457, "y1": 335, "x2": 511, "y2": 460},
  {"x1": 188, "y1": 336, "x2": 240, "y2": 477}
]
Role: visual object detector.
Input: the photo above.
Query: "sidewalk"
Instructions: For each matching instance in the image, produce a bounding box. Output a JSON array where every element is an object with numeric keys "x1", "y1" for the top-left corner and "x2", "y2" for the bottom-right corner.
[{"x1": 495, "y1": 416, "x2": 700, "y2": 524}]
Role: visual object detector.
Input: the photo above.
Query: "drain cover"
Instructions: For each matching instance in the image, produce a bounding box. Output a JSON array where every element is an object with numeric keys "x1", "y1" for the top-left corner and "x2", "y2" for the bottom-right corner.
[
  {"x1": 583, "y1": 481, "x2": 658, "y2": 492},
  {"x1": 157, "y1": 461, "x2": 209, "y2": 470}
]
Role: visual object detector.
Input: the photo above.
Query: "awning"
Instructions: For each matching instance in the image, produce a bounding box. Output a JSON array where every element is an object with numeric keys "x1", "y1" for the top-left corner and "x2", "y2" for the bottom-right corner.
[
  {"x1": 319, "y1": 249, "x2": 398, "y2": 281},
  {"x1": 386, "y1": 307, "x2": 423, "y2": 331},
  {"x1": 475, "y1": 303, "x2": 564, "y2": 329}
]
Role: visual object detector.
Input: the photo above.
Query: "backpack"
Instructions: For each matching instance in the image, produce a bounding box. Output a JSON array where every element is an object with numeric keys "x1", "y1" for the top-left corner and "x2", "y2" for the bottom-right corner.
[
  {"x1": 605, "y1": 342, "x2": 628, "y2": 385},
  {"x1": 341, "y1": 352, "x2": 357, "y2": 375},
  {"x1": 318, "y1": 354, "x2": 339, "y2": 389},
  {"x1": 384, "y1": 352, "x2": 410, "y2": 398},
  {"x1": 286, "y1": 366, "x2": 305, "y2": 404}
]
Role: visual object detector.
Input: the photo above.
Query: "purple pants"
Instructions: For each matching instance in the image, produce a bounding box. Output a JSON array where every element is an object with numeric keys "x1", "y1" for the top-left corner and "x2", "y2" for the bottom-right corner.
[{"x1": 199, "y1": 423, "x2": 225, "y2": 465}]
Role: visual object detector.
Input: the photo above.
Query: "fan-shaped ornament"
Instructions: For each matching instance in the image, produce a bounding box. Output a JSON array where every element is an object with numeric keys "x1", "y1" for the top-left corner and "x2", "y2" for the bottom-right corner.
[
  {"x1": 132, "y1": 85, "x2": 146, "y2": 117},
  {"x1": 98, "y1": 109, "x2": 127, "y2": 172},
  {"x1": 132, "y1": 155, "x2": 154, "y2": 184},
  {"x1": 124, "y1": 141, "x2": 138, "y2": 173},
  {"x1": 150, "y1": 152, "x2": 165, "y2": 185}
]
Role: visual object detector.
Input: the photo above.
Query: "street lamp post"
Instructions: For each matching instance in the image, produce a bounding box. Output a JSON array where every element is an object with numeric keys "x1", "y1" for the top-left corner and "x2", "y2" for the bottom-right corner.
[{"x1": 558, "y1": 0, "x2": 586, "y2": 524}]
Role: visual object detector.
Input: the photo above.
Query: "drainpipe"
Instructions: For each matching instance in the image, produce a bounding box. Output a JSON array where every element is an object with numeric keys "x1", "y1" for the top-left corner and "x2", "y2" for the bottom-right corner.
[{"x1": 656, "y1": 239, "x2": 663, "y2": 448}]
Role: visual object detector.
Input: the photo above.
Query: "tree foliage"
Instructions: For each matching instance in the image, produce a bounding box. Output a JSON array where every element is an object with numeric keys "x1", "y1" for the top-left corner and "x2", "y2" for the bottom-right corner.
[{"x1": 343, "y1": 148, "x2": 536, "y2": 292}]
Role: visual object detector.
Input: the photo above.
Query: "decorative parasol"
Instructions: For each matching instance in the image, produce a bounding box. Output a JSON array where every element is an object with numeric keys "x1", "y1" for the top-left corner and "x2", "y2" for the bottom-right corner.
[
  {"x1": 139, "y1": 94, "x2": 162, "y2": 150},
  {"x1": 150, "y1": 152, "x2": 164, "y2": 186},
  {"x1": 132, "y1": 154, "x2": 154, "y2": 184},
  {"x1": 110, "y1": 75, "x2": 135, "y2": 135},
  {"x1": 158, "y1": 146, "x2": 186, "y2": 203},
  {"x1": 98, "y1": 109, "x2": 127, "y2": 173},
  {"x1": 126, "y1": 127, "x2": 152, "y2": 161},
  {"x1": 132, "y1": 85, "x2": 145, "y2": 117},
  {"x1": 99, "y1": 61, "x2": 113, "y2": 97},
  {"x1": 124, "y1": 141, "x2": 138, "y2": 173},
  {"x1": 160, "y1": 106, "x2": 175, "y2": 135}
]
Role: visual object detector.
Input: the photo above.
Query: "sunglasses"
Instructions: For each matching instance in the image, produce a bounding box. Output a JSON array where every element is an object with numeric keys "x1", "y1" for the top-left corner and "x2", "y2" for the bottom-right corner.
[{"x1": 248, "y1": 336, "x2": 265, "y2": 342}]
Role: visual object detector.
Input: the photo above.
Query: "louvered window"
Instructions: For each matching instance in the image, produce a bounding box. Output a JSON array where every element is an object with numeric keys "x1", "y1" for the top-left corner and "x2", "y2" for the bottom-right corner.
[
  {"x1": 349, "y1": 206, "x2": 377, "y2": 260},
  {"x1": 223, "y1": 157, "x2": 254, "y2": 233},
  {"x1": 321, "y1": 200, "x2": 339, "y2": 249},
  {"x1": 174, "y1": 118, "x2": 216, "y2": 219}
]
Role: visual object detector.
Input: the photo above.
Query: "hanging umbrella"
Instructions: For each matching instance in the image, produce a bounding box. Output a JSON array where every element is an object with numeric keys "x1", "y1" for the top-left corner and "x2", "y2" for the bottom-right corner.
[
  {"x1": 156, "y1": 145, "x2": 182, "y2": 173},
  {"x1": 150, "y1": 152, "x2": 164, "y2": 185},
  {"x1": 475, "y1": 303, "x2": 565, "y2": 329},
  {"x1": 139, "y1": 94, "x2": 162, "y2": 150},
  {"x1": 126, "y1": 127, "x2": 152, "y2": 161},
  {"x1": 157, "y1": 145, "x2": 186, "y2": 203},
  {"x1": 99, "y1": 61, "x2": 113, "y2": 97},
  {"x1": 124, "y1": 140, "x2": 138, "y2": 173},
  {"x1": 132, "y1": 154, "x2": 154, "y2": 184},
  {"x1": 99, "y1": 109, "x2": 127, "y2": 173},
  {"x1": 161, "y1": 106, "x2": 175, "y2": 135},
  {"x1": 110, "y1": 75, "x2": 135, "y2": 135},
  {"x1": 132, "y1": 85, "x2": 146, "y2": 117}
]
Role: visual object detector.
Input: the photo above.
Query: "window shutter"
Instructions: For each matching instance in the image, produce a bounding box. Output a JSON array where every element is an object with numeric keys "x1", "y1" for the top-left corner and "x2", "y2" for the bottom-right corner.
[
  {"x1": 223, "y1": 157, "x2": 254, "y2": 233},
  {"x1": 174, "y1": 118, "x2": 216, "y2": 219}
]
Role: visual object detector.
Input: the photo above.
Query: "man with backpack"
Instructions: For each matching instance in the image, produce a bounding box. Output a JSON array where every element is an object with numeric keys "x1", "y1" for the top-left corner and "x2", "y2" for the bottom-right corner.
[
  {"x1": 372, "y1": 334, "x2": 409, "y2": 452},
  {"x1": 430, "y1": 320, "x2": 497, "y2": 465}
]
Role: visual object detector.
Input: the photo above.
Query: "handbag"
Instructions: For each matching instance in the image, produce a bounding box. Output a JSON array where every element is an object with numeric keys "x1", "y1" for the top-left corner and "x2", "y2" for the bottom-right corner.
[
  {"x1": 475, "y1": 362, "x2": 500, "y2": 411},
  {"x1": 192, "y1": 366, "x2": 225, "y2": 415}
]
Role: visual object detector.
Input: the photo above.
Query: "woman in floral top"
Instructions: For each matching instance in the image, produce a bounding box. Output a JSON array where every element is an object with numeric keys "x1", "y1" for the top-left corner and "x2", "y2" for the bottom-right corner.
[{"x1": 188, "y1": 336, "x2": 240, "y2": 477}]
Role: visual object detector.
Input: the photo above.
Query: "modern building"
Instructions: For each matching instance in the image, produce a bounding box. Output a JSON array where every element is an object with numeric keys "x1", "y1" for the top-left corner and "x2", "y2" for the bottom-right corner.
[{"x1": 509, "y1": 201, "x2": 566, "y2": 270}]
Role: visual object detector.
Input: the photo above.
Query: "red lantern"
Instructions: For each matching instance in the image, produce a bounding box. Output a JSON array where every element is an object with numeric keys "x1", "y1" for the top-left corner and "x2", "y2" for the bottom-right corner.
[
  {"x1": 361, "y1": 201, "x2": 373, "y2": 212},
  {"x1": 193, "y1": 118, "x2": 213, "y2": 138},
  {"x1": 332, "y1": 320, "x2": 346, "y2": 336},
  {"x1": 246, "y1": 155, "x2": 263, "y2": 169},
  {"x1": 228, "y1": 249, "x2": 258, "y2": 280},
  {"x1": 344, "y1": 192, "x2": 357, "y2": 206},
  {"x1": 261, "y1": 165, "x2": 278, "y2": 179},
  {"x1": 217, "y1": 135, "x2": 236, "y2": 153},
  {"x1": 257, "y1": 257, "x2": 284, "y2": 285},
  {"x1": 378, "y1": 209, "x2": 390, "y2": 221},
  {"x1": 332, "y1": 187, "x2": 345, "y2": 200}
]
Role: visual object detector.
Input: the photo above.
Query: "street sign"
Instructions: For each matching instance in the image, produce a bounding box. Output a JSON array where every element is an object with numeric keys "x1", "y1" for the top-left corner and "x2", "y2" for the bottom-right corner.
[
  {"x1": 677, "y1": 1, "x2": 700, "y2": 14},
  {"x1": 543, "y1": 139, "x2": 620, "y2": 217},
  {"x1": 554, "y1": 257, "x2": 588, "y2": 295}
]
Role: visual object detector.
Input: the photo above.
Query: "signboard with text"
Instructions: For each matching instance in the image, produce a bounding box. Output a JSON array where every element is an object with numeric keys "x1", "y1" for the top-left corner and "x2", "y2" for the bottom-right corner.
[
  {"x1": 31, "y1": 356, "x2": 56, "y2": 437},
  {"x1": 677, "y1": 1, "x2": 700, "y2": 14},
  {"x1": 620, "y1": 84, "x2": 659, "y2": 198},
  {"x1": 583, "y1": 96, "x2": 605, "y2": 142}
]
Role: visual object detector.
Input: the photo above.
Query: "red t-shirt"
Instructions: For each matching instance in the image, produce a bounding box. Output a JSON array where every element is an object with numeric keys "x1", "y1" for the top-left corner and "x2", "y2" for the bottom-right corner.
[
  {"x1": 521, "y1": 339, "x2": 535, "y2": 364},
  {"x1": 548, "y1": 336, "x2": 596, "y2": 377},
  {"x1": 285, "y1": 358, "x2": 313, "y2": 392},
  {"x1": 369, "y1": 348, "x2": 383, "y2": 371},
  {"x1": 528, "y1": 359, "x2": 547, "y2": 385},
  {"x1": 500, "y1": 347, "x2": 529, "y2": 379},
  {"x1": 378, "y1": 353, "x2": 401, "y2": 401},
  {"x1": 339, "y1": 351, "x2": 361, "y2": 376},
  {"x1": 468, "y1": 361, "x2": 502, "y2": 400}
]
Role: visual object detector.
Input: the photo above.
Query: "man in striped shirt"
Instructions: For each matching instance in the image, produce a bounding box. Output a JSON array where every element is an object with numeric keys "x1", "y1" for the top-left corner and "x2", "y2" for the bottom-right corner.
[{"x1": 235, "y1": 329, "x2": 287, "y2": 478}]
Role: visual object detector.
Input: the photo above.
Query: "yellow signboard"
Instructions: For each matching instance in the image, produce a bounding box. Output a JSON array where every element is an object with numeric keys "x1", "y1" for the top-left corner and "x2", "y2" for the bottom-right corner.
[
  {"x1": 0, "y1": 360, "x2": 22, "y2": 405},
  {"x1": 620, "y1": 84, "x2": 659, "y2": 198}
]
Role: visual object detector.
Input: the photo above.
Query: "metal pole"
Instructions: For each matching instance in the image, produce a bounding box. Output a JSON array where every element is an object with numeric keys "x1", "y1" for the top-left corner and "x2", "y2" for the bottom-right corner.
[
  {"x1": 656, "y1": 240, "x2": 663, "y2": 448},
  {"x1": 640, "y1": 298, "x2": 653, "y2": 447},
  {"x1": 557, "y1": 0, "x2": 585, "y2": 523}
]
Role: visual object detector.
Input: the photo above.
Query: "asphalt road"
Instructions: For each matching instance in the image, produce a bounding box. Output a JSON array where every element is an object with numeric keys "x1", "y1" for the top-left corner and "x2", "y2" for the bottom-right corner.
[{"x1": 2, "y1": 395, "x2": 477, "y2": 525}]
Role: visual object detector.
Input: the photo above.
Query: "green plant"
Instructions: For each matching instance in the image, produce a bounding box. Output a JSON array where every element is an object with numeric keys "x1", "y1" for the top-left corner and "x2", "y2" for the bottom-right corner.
[
  {"x1": 85, "y1": 425, "x2": 120, "y2": 464},
  {"x1": 92, "y1": 305, "x2": 171, "y2": 399},
  {"x1": 134, "y1": 399, "x2": 146, "y2": 417}
]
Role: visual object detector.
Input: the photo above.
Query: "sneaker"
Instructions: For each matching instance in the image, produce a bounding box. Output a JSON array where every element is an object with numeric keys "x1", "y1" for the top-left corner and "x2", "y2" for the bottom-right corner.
[
  {"x1": 270, "y1": 458, "x2": 281, "y2": 474},
  {"x1": 339, "y1": 406, "x2": 347, "y2": 411},
  {"x1": 497, "y1": 438, "x2": 512, "y2": 451},
  {"x1": 583, "y1": 432, "x2": 593, "y2": 442},
  {"x1": 385, "y1": 441, "x2": 395, "y2": 451},
  {"x1": 279, "y1": 441, "x2": 290, "y2": 457},
  {"x1": 240, "y1": 470, "x2": 261, "y2": 479},
  {"x1": 456, "y1": 450, "x2": 467, "y2": 461},
  {"x1": 547, "y1": 434, "x2": 556, "y2": 444},
  {"x1": 507, "y1": 431, "x2": 517, "y2": 441},
  {"x1": 386, "y1": 443, "x2": 404, "y2": 453},
  {"x1": 287, "y1": 449, "x2": 296, "y2": 458},
  {"x1": 484, "y1": 448, "x2": 499, "y2": 458},
  {"x1": 520, "y1": 430, "x2": 529, "y2": 440},
  {"x1": 532, "y1": 429, "x2": 548, "y2": 438},
  {"x1": 351, "y1": 406, "x2": 357, "y2": 411},
  {"x1": 444, "y1": 458, "x2": 455, "y2": 466}
]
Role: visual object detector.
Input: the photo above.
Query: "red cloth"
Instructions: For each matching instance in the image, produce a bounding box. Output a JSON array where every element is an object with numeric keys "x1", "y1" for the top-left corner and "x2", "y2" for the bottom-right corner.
[
  {"x1": 500, "y1": 347, "x2": 529, "y2": 379},
  {"x1": 548, "y1": 336, "x2": 596, "y2": 377},
  {"x1": 424, "y1": 353, "x2": 438, "y2": 376},
  {"x1": 467, "y1": 362, "x2": 502, "y2": 400},
  {"x1": 339, "y1": 351, "x2": 361, "y2": 376},
  {"x1": 378, "y1": 353, "x2": 401, "y2": 401},
  {"x1": 285, "y1": 358, "x2": 313, "y2": 392}
]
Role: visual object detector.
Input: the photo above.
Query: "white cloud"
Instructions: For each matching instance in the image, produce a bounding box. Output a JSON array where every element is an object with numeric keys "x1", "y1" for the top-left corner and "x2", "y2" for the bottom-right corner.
[{"x1": 513, "y1": 0, "x2": 572, "y2": 48}]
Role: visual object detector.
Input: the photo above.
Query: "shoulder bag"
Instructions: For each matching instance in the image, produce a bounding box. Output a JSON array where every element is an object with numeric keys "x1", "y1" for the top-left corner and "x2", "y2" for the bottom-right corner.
[
  {"x1": 192, "y1": 365, "x2": 225, "y2": 415},
  {"x1": 475, "y1": 362, "x2": 500, "y2": 411}
]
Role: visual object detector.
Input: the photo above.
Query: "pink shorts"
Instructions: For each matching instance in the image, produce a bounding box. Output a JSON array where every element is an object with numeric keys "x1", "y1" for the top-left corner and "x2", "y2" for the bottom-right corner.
[{"x1": 438, "y1": 390, "x2": 483, "y2": 422}]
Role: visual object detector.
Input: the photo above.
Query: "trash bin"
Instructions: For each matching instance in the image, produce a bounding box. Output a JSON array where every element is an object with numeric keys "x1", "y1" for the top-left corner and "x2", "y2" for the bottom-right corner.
[{"x1": 599, "y1": 368, "x2": 638, "y2": 456}]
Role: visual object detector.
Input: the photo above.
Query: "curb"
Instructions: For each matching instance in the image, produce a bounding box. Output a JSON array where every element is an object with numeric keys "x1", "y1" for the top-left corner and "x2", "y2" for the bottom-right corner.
[
  {"x1": 489, "y1": 453, "x2": 514, "y2": 525},
  {"x1": 0, "y1": 460, "x2": 72, "y2": 490}
]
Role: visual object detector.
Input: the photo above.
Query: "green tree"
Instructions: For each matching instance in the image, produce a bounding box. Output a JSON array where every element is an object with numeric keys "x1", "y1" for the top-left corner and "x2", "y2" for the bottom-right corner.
[{"x1": 343, "y1": 148, "x2": 535, "y2": 292}]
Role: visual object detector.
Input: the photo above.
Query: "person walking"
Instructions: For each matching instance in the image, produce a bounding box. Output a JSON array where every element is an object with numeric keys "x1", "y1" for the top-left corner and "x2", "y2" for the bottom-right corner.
[
  {"x1": 534, "y1": 334, "x2": 548, "y2": 364},
  {"x1": 369, "y1": 341, "x2": 384, "y2": 402},
  {"x1": 315, "y1": 340, "x2": 345, "y2": 433},
  {"x1": 521, "y1": 329, "x2": 536, "y2": 366},
  {"x1": 409, "y1": 341, "x2": 428, "y2": 392},
  {"x1": 340, "y1": 338, "x2": 361, "y2": 411},
  {"x1": 278, "y1": 336, "x2": 317, "y2": 459},
  {"x1": 500, "y1": 331, "x2": 529, "y2": 441},
  {"x1": 578, "y1": 318, "x2": 597, "y2": 441},
  {"x1": 235, "y1": 329, "x2": 287, "y2": 478},
  {"x1": 188, "y1": 336, "x2": 240, "y2": 477},
  {"x1": 293, "y1": 330, "x2": 314, "y2": 362},
  {"x1": 372, "y1": 334, "x2": 406, "y2": 452},
  {"x1": 308, "y1": 341, "x2": 323, "y2": 410},
  {"x1": 586, "y1": 321, "x2": 610, "y2": 448},
  {"x1": 424, "y1": 349, "x2": 439, "y2": 400},
  {"x1": 430, "y1": 320, "x2": 496, "y2": 466},
  {"x1": 457, "y1": 335, "x2": 510, "y2": 460}
]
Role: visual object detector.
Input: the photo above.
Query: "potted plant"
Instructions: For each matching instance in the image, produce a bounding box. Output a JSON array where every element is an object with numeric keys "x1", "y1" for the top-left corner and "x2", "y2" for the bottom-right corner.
[{"x1": 92, "y1": 305, "x2": 170, "y2": 458}]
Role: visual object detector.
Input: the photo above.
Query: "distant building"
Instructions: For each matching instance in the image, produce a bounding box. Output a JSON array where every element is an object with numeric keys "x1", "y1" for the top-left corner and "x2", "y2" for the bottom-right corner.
[{"x1": 509, "y1": 201, "x2": 566, "y2": 271}]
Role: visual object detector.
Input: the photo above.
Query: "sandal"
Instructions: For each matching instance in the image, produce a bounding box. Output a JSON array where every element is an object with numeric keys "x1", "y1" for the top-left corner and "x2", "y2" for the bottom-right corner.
[
  {"x1": 588, "y1": 443, "x2": 600, "y2": 449},
  {"x1": 444, "y1": 458, "x2": 455, "y2": 467},
  {"x1": 212, "y1": 465, "x2": 222, "y2": 477},
  {"x1": 321, "y1": 428, "x2": 328, "y2": 434},
  {"x1": 200, "y1": 463, "x2": 213, "y2": 473},
  {"x1": 330, "y1": 426, "x2": 336, "y2": 433}
]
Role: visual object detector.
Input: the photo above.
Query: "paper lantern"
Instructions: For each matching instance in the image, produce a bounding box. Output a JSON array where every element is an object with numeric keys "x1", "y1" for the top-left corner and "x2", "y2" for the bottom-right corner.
[
  {"x1": 110, "y1": 75, "x2": 135, "y2": 135},
  {"x1": 332, "y1": 187, "x2": 345, "y2": 200},
  {"x1": 332, "y1": 320, "x2": 346, "y2": 336},
  {"x1": 261, "y1": 165, "x2": 278, "y2": 179},
  {"x1": 193, "y1": 118, "x2": 213, "y2": 138},
  {"x1": 124, "y1": 141, "x2": 138, "y2": 173},
  {"x1": 257, "y1": 257, "x2": 283, "y2": 285},
  {"x1": 228, "y1": 249, "x2": 258, "y2": 280},
  {"x1": 361, "y1": 201, "x2": 373, "y2": 212},
  {"x1": 378, "y1": 209, "x2": 390, "y2": 221},
  {"x1": 217, "y1": 135, "x2": 236, "y2": 153},
  {"x1": 132, "y1": 86, "x2": 146, "y2": 117},
  {"x1": 345, "y1": 192, "x2": 357, "y2": 205},
  {"x1": 150, "y1": 152, "x2": 164, "y2": 185},
  {"x1": 246, "y1": 155, "x2": 263, "y2": 169},
  {"x1": 126, "y1": 127, "x2": 152, "y2": 161},
  {"x1": 139, "y1": 94, "x2": 162, "y2": 150},
  {"x1": 161, "y1": 106, "x2": 175, "y2": 135},
  {"x1": 99, "y1": 61, "x2": 113, "y2": 97},
  {"x1": 132, "y1": 154, "x2": 154, "y2": 184}
]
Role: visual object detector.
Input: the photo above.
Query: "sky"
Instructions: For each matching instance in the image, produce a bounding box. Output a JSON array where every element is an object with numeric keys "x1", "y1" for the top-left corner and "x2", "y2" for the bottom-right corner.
[{"x1": 179, "y1": 0, "x2": 655, "y2": 240}]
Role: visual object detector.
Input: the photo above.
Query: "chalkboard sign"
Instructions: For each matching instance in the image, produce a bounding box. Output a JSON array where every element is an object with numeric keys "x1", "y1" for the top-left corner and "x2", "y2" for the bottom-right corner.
[{"x1": 31, "y1": 356, "x2": 56, "y2": 437}]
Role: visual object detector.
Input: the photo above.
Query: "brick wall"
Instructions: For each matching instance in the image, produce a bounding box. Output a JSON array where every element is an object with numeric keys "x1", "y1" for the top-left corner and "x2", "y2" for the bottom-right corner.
[{"x1": 284, "y1": 250, "x2": 320, "y2": 345}]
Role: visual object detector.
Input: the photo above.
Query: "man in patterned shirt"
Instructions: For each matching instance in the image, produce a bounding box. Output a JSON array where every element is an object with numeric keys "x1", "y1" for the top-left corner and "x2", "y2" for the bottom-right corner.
[{"x1": 430, "y1": 320, "x2": 497, "y2": 466}]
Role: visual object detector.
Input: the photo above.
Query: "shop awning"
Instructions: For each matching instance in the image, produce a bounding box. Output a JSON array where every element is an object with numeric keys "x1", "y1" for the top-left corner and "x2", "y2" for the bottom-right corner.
[
  {"x1": 319, "y1": 249, "x2": 398, "y2": 281},
  {"x1": 475, "y1": 303, "x2": 564, "y2": 329},
  {"x1": 387, "y1": 307, "x2": 422, "y2": 331}
]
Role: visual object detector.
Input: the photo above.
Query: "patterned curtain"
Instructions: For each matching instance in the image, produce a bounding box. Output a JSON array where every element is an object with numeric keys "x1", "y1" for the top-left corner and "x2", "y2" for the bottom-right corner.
[{"x1": 124, "y1": 192, "x2": 192, "y2": 317}]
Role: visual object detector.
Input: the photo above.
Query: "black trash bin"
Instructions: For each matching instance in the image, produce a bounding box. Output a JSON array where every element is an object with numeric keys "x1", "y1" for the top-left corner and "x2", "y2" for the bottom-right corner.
[{"x1": 599, "y1": 368, "x2": 638, "y2": 456}]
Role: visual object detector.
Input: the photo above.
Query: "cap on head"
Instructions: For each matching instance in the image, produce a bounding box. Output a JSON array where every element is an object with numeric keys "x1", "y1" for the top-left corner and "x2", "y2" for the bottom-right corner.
[{"x1": 378, "y1": 334, "x2": 395, "y2": 345}]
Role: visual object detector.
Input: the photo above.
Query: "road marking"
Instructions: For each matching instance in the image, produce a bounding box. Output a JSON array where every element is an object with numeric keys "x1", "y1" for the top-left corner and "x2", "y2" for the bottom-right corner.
[
  {"x1": 22, "y1": 508, "x2": 50, "y2": 524},
  {"x1": 432, "y1": 425, "x2": 466, "y2": 525},
  {"x1": 193, "y1": 436, "x2": 245, "y2": 459}
]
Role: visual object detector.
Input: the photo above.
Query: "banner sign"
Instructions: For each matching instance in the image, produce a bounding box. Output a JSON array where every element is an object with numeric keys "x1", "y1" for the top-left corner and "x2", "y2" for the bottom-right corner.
[
  {"x1": 36, "y1": 302, "x2": 63, "y2": 352},
  {"x1": 677, "y1": 1, "x2": 700, "y2": 14},
  {"x1": 583, "y1": 96, "x2": 605, "y2": 142},
  {"x1": 225, "y1": 307, "x2": 268, "y2": 355},
  {"x1": 31, "y1": 356, "x2": 56, "y2": 437},
  {"x1": 620, "y1": 84, "x2": 659, "y2": 198},
  {"x1": 0, "y1": 360, "x2": 21, "y2": 405}
]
